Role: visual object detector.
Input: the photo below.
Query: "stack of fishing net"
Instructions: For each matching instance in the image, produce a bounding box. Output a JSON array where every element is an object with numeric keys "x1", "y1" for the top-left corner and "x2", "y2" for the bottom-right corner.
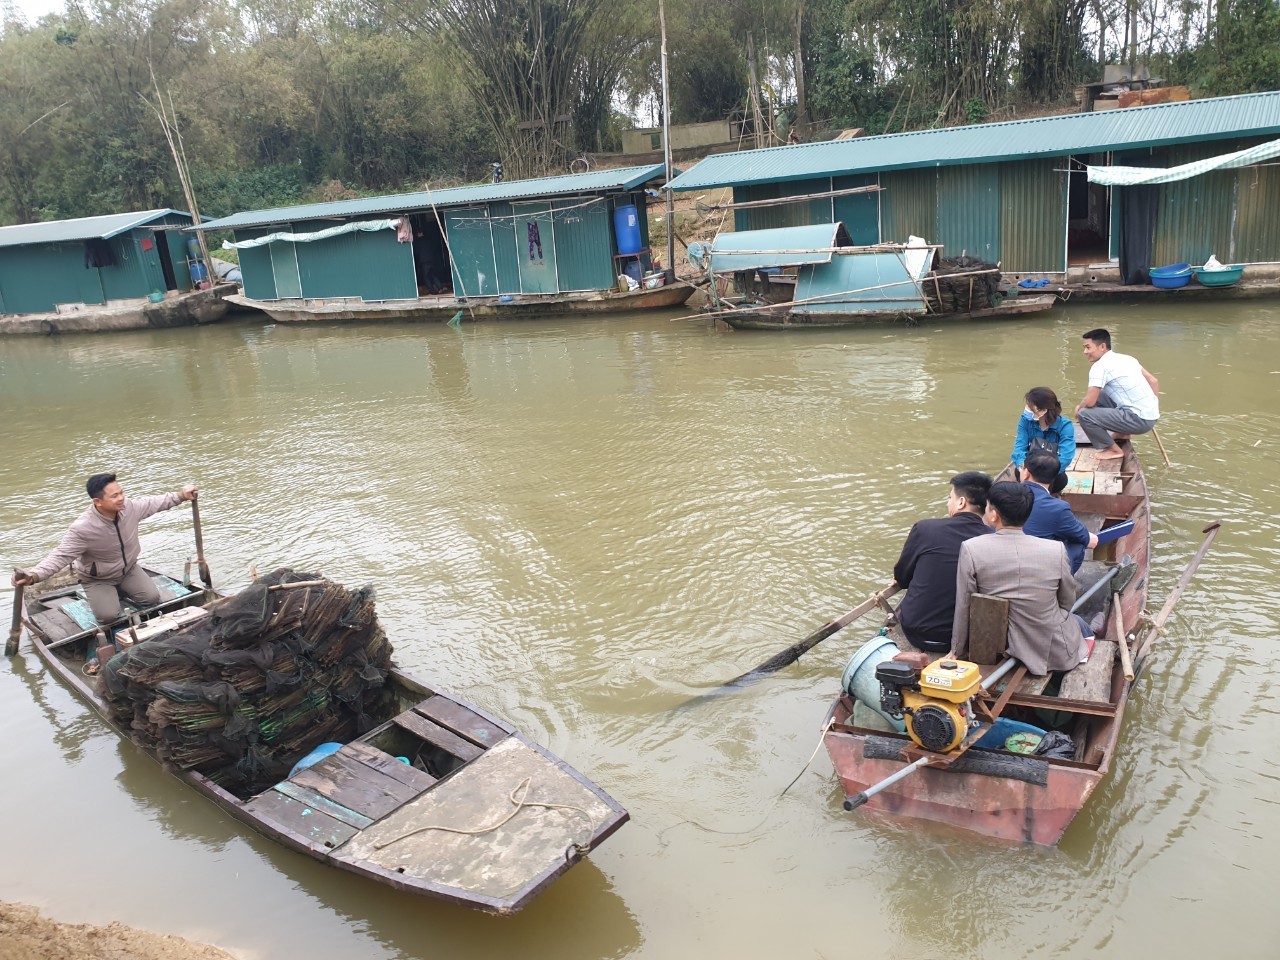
[
  {"x1": 923, "y1": 255, "x2": 1002, "y2": 314},
  {"x1": 100, "y1": 568, "x2": 396, "y2": 797}
]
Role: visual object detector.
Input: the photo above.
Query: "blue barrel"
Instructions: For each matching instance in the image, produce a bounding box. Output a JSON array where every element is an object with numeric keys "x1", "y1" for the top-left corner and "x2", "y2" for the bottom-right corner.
[
  {"x1": 841, "y1": 635, "x2": 908, "y2": 732},
  {"x1": 613, "y1": 204, "x2": 643, "y2": 256},
  {"x1": 189, "y1": 260, "x2": 208, "y2": 284},
  {"x1": 623, "y1": 259, "x2": 644, "y2": 283},
  {"x1": 186, "y1": 236, "x2": 201, "y2": 260}
]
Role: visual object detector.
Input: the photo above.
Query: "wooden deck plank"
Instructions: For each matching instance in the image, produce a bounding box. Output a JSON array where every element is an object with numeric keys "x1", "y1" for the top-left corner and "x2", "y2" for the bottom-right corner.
[
  {"x1": 1064, "y1": 471, "x2": 1094, "y2": 494},
  {"x1": 30, "y1": 607, "x2": 85, "y2": 642},
  {"x1": 274, "y1": 779, "x2": 374, "y2": 828},
  {"x1": 1095, "y1": 473, "x2": 1124, "y2": 494},
  {"x1": 245, "y1": 788, "x2": 360, "y2": 849},
  {"x1": 414, "y1": 696, "x2": 509, "y2": 749},
  {"x1": 292, "y1": 751, "x2": 420, "y2": 820},
  {"x1": 394, "y1": 710, "x2": 485, "y2": 763},
  {"x1": 1059, "y1": 639, "x2": 1118, "y2": 702},
  {"x1": 341, "y1": 741, "x2": 438, "y2": 791}
]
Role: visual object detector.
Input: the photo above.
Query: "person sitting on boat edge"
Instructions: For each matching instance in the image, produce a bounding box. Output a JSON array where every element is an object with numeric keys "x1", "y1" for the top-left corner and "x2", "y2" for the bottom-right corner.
[
  {"x1": 11, "y1": 473, "x2": 198, "y2": 624},
  {"x1": 890, "y1": 471, "x2": 994, "y2": 653},
  {"x1": 1012, "y1": 386, "x2": 1075, "y2": 493},
  {"x1": 1075, "y1": 328, "x2": 1159, "y2": 461},
  {"x1": 951, "y1": 481, "x2": 1089, "y2": 676},
  {"x1": 1022, "y1": 451, "x2": 1097, "y2": 575}
]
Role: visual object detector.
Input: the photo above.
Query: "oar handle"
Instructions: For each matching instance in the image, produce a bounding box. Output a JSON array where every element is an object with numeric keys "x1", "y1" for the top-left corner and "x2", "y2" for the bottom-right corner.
[{"x1": 6, "y1": 568, "x2": 25, "y2": 657}]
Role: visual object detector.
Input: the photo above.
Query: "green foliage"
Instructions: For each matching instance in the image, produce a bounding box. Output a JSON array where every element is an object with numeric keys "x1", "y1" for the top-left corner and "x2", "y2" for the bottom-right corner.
[{"x1": 964, "y1": 97, "x2": 989, "y2": 123}]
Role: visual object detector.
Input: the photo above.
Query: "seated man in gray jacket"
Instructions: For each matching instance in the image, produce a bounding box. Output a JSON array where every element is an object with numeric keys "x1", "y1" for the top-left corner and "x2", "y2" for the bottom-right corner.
[
  {"x1": 951, "y1": 481, "x2": 1086, "y2": 676},
  {"x1": 12, "y1": 473, "x2": 197, "y2": 623}
]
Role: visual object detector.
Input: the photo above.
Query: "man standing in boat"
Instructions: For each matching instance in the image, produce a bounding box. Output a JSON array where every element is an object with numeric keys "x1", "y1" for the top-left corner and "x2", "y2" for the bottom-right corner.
[
  {"x1": 952, "y1": 482, "x2": 1086, "y2": 676},
  {"x1": 891, "y1": 471, "x2": 993, "y2": 652},
  {"x1": 1075, "y1": 328, "x2": 1159, "y2": 461},
  {"x1": 11, "y1": 473, "x2": 197, "y2": 623}
]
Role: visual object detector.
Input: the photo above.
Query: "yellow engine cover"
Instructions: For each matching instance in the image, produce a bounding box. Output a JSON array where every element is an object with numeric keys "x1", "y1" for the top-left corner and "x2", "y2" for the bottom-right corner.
[
  {"x1": 916, "y1": 659, "x2": 982, "y2": 702},
  {"x1": 900, "y1": 660, "x2": 982, "y2": 753}
]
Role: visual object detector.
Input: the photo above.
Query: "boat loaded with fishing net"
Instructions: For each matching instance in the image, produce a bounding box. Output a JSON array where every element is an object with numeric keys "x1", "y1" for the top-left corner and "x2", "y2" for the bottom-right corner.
[
  {"x1": 686, "y1": 223, "x2": 1058, "y2": 329},
  {"x1": 11, "y1": 565, "x2": 627, "y2": 914}
]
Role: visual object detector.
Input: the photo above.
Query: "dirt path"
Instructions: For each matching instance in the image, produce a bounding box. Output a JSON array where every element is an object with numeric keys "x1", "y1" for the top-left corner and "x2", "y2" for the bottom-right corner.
[{"x1": 0, "y1": 902, "x2": 234, "y2": 960}]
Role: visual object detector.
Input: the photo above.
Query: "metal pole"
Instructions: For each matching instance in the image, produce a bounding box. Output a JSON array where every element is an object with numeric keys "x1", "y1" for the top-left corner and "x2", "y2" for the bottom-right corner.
[{"x1": 658, "y1": 0, "x2": 676, "y2": 283}]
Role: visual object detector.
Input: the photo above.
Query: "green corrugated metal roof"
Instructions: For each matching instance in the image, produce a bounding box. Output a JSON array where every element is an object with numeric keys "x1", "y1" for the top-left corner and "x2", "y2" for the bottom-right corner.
[
  {"x1": 196, "y1": 165, "x2": 671, "y2": 232},
  {"x1": 708, "y1": 223, "x2": 851, "y2": 271},
  {"x1": 0, "y1": 209, "x2": 192, "y2": 249},
  {"x1": 667, "y1": 91, "x2": 1280, "y2": 191}
]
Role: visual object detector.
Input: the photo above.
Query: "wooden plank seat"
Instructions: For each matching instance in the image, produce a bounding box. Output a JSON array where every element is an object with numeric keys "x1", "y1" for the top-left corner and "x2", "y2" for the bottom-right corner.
[
  {"x1": 413, "y1": 696, "x2": 510, "y2": 749},
  {"x1": 1059, "y1": 639, "x2": 1118, "y2": 703},
  {"x1": 244, "y1": 787, "x2": 362, "y2": 849},
  {"x1": 394, "y1": 708, "x2": 485, "y2": 763},
  {"x1": 289, "y1": 747, "x2": 425, "y2": 821}
]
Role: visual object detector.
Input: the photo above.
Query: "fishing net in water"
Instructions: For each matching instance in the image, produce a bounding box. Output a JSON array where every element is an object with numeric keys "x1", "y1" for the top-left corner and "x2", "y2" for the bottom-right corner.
[
  {"x1": 100, "y1": 568, "x2": 396, "y2": 798},
  {"x1": 923, "y1": 255, "x2": 1002, "y2": 314}
]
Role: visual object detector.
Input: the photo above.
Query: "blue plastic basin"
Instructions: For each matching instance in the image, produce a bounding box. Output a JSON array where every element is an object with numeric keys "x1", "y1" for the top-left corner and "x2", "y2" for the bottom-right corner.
[
  {"x1": 1150, "y1": 263, "x2": 1192, "y2": 288},
  {"x1": 841, "y1": 635, "x2": 907, "y2": 733}
]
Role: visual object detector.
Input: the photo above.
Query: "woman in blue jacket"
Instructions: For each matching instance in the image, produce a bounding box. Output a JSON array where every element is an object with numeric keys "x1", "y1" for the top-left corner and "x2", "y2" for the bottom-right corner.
[{"x1": 1012, "y1": 386, "x2": 1076, "y2": 493}]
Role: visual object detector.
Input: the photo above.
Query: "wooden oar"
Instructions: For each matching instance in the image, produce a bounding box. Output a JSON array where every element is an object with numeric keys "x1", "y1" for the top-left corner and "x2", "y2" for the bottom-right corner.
[
  {"x1": 1150, "y1": 427, "x2": 1172, "y2": 467},
  {"x1": 720, "y1": 584, "x2": 899, "y2": 688},
  {"x1": 191, "y1": 492, "x2": 212, "y2": 589},
  {"x1": 6, "y1": 569, "x2": 25, "y2": 657},
  {"x1": 1133, "y1": 520, "x2": 1222, "y2": 672}
]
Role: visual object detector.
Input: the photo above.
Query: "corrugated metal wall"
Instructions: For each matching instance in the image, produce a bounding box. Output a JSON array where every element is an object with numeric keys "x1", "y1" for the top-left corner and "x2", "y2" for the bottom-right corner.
[
  {"x1": 733, "y1": 178, "x2": 830, "y2": 231},
  {"x1": 445, "y1": 208, "x2": 501, "y2": 297},
  {"x1": 1233, "y1": 143, "x2": 1280, "y2": 262},
  {"x1": 490, "y1": 202, "x2": 521, "y2": 294},
  {"x1": 163, "y1": 231, "x2": 193, "y2": 291},
  {"x1": 832, "y1": 173, "x2": 880, "y2": 244},
  {"x1": 236, "y1": 229, "x2": 278, "y2": 300},
  {"x1": 880, "y1": 168, "x2": 938, "y2": 244},
  {"x1": 1153, "y1": 142, "x2": 1235, "y2": 265},
  {"x1": 937, "y1": 165, "x2": 1000, "y2": 261},
  {"x1": 0, "y1": 242, "x2": 106, "y2": 313},
  {"x1": 294, "y1": 220, "x2": 416, "y2": 300},
  {"x1": 554, "y1": 197, "x2": 612, "y2": 291},
  {"x1": 999, "y1": 158, "x2": 1067, "y2": 272}
]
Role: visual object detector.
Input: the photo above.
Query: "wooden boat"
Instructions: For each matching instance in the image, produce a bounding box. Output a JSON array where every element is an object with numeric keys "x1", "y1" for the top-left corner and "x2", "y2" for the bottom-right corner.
[
  {"x1": 823, "y1": 441, "x2": 1150, "y2": 844},
  {"x1": 687, "y1": 225, "x2": 1059, "y2": 330},
  {"x1": 717, "y1": 293, "x2": 1057, "y2": 330},
  {"x1": 227, "y1": 279, "x2": 695, "y2": 324},
  {"x1": 15, "y1": 569, "x2": 628, "y2": 914},
  {"x1": 0, "y1": 283, "x2": 237, "y2": 337}
]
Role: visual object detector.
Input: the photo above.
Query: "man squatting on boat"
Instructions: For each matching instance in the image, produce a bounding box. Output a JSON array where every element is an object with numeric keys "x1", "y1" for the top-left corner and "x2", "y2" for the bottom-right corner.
[
  {"x1": 1075, "y1": 327, "x2": 1160, "y2": 461},
  {"x1": 12, "y1": 473, "x2": 198, "y2": 623}
]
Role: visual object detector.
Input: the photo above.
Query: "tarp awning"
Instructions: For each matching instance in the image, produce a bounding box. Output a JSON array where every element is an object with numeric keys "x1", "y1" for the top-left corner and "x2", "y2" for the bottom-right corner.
[
  {"x1": 704, "y1": 223, "x2": 853, "y2": 272},
  {"x1": 221, "y1": 219, "x2": 397, "y2": 249},
  {"x1": 1087, "y1": 136, "x2": 1280, "y2": 185}
]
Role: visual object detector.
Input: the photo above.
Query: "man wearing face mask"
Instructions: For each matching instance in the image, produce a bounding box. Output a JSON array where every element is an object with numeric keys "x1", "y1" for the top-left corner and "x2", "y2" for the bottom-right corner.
[
  {"x1": 12, "y1": 472, "x2": 198, "y2": 624},
  {"x1": 890, "y1": 471, "x2": 993, "y2": 652}
]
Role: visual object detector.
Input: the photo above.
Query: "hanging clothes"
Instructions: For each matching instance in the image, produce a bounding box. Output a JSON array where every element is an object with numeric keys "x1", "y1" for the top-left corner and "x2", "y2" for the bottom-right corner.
[
  {"x1": 83, "y1": 238, "x2": 116, "y2": 268},
  {"x1": 527, "y1": 221, "x2": 543, "y2": 262},
  {"x1": 395, "y1": 216, "x2": 413, "y2": 243}
]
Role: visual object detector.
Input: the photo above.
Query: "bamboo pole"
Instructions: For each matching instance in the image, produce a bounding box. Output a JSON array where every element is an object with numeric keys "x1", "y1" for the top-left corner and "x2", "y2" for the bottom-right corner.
[{"x1": 698, "y1": 183, "x2": 885, "y2": 212}]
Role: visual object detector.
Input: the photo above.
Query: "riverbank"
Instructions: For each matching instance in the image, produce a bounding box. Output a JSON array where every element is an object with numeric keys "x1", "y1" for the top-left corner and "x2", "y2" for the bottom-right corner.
[{"x1": 0, "y1": 902, "x2": 234, "y2": 960}]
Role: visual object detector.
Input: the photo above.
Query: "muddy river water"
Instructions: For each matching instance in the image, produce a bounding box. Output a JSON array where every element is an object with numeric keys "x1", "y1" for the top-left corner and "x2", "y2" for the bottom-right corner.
[{"x1": 1, "y1": 301, "x2": 1277, "y2": 958}]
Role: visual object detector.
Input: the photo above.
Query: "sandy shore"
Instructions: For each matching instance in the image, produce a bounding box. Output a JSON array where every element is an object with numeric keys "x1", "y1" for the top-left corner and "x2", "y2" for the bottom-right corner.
[{"x1": 0, "y1": 902, "x2": 234, "y2": 960}]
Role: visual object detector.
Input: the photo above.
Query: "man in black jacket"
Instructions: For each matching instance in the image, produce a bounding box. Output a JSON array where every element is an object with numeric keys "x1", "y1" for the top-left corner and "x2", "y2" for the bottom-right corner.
[{"x1": 891, "y1": 471, "x2": 993, "y2": 651}]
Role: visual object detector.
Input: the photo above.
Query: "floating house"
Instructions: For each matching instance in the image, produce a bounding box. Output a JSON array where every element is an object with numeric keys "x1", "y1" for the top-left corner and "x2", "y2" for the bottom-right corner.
[
  {"x1": 665, "y1": 91, "x2": 1280, "y2": 281},
  {"x1": 0, "y1": 209, "x2": 202, "y2": 316},
  {"x1": 194, "y1": 165, "x2": 692, "y2": 322}
]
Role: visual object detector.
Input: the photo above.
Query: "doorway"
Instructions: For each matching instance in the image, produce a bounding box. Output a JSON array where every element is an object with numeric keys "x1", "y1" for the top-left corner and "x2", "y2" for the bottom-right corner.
[
  {"x1": 1066, "y1": 154, "x2": 1110, "y2": 266},
  {"x1": 154, "y1": 231, "x2": 179, "y2": 290},
  {"x1": 513, "y1": 202, "x2": 558, "y2": 294},
  {"x1": 409, "y1": 213, "x2": 453, "y2": 295}
]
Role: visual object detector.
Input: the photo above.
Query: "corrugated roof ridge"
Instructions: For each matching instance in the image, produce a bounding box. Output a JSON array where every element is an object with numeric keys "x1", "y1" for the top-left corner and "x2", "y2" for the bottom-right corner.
[
  {"x1": 0, "y1": 207, "x2": 175, "y2": 233},
  {"x1": 196, "y1": 163, "x2": 668, "y2": 231}
]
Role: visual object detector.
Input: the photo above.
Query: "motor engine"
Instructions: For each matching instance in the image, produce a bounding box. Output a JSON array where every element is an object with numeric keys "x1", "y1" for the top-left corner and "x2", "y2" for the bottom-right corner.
[{"x1": 874, "y1": 657, "x2": 983, "y2": 753}]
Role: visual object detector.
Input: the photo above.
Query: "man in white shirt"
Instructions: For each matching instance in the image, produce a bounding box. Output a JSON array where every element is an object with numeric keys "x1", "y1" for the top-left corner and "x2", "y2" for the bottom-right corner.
[{"x1": 1074, "y1": 328, "x2": 1160, "y2": 460}]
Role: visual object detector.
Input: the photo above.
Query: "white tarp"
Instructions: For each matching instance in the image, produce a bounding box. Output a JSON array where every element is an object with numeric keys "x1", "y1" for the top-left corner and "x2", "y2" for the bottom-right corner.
[
  {"x1": 1087, "y1": 137, "x2": 1280, "y2": 186},
  {"x1": 221, "y1": 218, "x2": 397, "y2": 250}
]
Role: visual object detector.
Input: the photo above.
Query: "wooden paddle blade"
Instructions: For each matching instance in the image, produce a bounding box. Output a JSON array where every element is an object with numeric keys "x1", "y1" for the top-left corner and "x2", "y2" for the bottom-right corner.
[{"x1": 7, "y1": 569, "x2": 26, "y2": 657}]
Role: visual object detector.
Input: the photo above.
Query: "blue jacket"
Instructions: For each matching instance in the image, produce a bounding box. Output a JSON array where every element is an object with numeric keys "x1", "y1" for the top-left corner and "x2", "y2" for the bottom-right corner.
[
  {"x1": 1012, "y1": 411, "x2": 1076, "y2": 472},
  {"x1": 1022, "y1": 481, "x2": 1091, "y2": 573}
]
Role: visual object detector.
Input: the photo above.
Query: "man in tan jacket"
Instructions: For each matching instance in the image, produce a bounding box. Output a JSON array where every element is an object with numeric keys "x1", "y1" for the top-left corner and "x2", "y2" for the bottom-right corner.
[
  {"x1": 12, "y1": 473, "x2": 197, "y2": 623},
  {"x1": 951, "y1": 481, "x2": 1086, "y2": 676}
]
